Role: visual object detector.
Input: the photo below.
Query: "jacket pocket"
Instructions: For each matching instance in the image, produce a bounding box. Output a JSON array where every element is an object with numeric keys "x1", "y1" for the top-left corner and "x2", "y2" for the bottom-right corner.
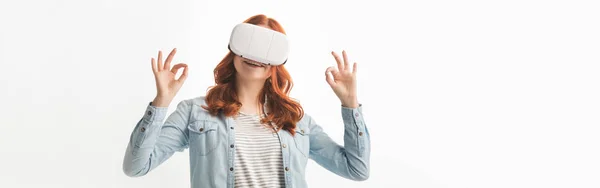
[
  {"x1": 187, "y1": 120, "x2": 220, "y2": 156},
  {"x1": 293, "y1": 127, "x2": 310, "y2": 157}
]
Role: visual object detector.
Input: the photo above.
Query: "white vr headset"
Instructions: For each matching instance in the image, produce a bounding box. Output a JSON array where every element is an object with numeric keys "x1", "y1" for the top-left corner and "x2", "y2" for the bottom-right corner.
[{"x1": 228, "y1": 23, "x2": 290, "y2": 66}]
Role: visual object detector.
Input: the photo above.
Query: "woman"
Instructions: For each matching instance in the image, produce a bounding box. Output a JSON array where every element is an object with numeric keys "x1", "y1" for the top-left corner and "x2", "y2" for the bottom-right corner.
[{"x1": 122, "y1": 14, "x2": 370, "y2": 188}]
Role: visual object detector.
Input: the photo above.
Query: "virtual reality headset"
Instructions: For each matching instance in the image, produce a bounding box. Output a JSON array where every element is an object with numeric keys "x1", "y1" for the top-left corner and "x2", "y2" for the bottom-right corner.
[{"x1": 228, "y1": 23, "x2": 289, "y2": 66}]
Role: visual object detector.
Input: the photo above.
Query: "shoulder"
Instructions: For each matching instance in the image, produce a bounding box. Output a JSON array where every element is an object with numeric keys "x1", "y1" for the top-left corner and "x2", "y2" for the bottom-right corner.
[
  {"x1": 174, "y1": 96, "x2": 209, "y2": 114},
  {"x1": 184, "y1": 96, "x2": 208, "y2": 107},
  {"x1": 298, "y1": 112, "x2": 313, "y2": 125},
  {"x1": 170, "y1": 96, "x2": 207, "y2": 108},
  {"x1": 176, "y1": 96, "x2": 221, "y2": 121},
  {"x1": 297, "y1": 111, "x2": 319, "y2": 132}
]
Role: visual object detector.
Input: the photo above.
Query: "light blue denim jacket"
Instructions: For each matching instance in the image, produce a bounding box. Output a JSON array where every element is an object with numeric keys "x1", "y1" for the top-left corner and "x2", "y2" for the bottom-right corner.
[{"x1": 122, "y1": 96, "x2": 371, "y2": 188}]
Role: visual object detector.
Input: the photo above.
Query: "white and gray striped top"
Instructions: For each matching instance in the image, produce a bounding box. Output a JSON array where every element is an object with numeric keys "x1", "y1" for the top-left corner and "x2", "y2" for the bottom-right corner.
[{"x1": 233, "y1": 112, "x2": 285, "y2": 188}]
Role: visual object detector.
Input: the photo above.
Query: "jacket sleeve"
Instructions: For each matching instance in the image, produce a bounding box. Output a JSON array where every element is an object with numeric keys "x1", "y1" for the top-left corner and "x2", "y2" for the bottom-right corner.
[
  {"x1": 122, "y1": 100, "x2": 190, "y2": 177},
  {"x1": 308, "y1": 104, "x2": 371, "y2": 181}
]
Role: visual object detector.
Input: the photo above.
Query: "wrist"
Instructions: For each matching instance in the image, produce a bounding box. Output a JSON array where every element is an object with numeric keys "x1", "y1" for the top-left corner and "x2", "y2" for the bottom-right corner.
[
  {"x1": 152, "y1": 96, "x2": 171, "y2": 107},
  {"x1": 341, "y1": 98, "x2": 359, "y2": 108}
]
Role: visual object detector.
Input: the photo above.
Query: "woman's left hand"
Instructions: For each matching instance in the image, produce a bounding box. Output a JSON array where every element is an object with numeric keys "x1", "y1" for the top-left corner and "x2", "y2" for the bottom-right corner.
[{"x1": 325, "y1": 50, "x2": 359, "y2": 108}]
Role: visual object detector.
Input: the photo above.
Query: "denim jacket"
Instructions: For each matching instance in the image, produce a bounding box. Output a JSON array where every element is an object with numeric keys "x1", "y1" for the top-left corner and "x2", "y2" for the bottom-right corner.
[{"x1": 122, "y1": 96, "x2": 371, "y2": 188}]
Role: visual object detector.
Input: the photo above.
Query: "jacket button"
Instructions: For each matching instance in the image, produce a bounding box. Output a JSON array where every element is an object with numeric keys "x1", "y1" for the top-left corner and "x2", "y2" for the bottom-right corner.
[
  {"x1": 285, "y1": 167, "x2": 289, "y2": 171},
  {"x1": 199, "y1": 128, "x2": 204, "y2": 132},
  {"x1": 355, "y1": 112, "x2": 359, "y2": 117},
  {"x1": 359, "y1": 132, "x2": 363, "y2": 136},
  {"x1": 147, "y1": 111, "x2": 152, "y2": 115},
  {"x1": 140, "y1": 127, "x2": 146, "y2": 132},
  {"x1": 230, "y1": 144, "x2": 235, "y2": 148},
  {"x1": 301, "y1": 129, "x2": 304, "y2": 134},
  {"x1": 230, "y1": 127, "x2": 234, "y2": 129},
  {"x1": 230, "y1": 167, "x2": 234, "y2": 171},
  {"x1": 282, "y1": 144, "x2": 287, "y2": 148}
]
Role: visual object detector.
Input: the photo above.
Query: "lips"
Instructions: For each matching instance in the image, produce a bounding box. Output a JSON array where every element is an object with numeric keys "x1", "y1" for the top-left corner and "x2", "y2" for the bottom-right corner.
[{"x1": 243, "y1": 60, "x2": 266, "y2": 67}]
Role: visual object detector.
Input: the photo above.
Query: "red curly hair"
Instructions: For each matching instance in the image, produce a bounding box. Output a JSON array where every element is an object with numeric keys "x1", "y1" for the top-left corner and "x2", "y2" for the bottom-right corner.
[{"x1": 202, "y1": 14, "x2": 304, "y2": 136}]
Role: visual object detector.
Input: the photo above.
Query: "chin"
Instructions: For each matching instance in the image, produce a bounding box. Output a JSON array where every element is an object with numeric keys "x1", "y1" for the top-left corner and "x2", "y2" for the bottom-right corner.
[
  {"x1": 247, "y1": 76, "x2": 269, "y2": 82},
  {"x1": 237, "y1": 73, "x2": 267, "y2": 82}
]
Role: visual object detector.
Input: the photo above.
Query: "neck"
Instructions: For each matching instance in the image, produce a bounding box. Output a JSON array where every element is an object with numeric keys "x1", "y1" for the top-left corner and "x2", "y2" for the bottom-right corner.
[{"x1": 235, "y1": 77, "x2": 266, "y2": 115}]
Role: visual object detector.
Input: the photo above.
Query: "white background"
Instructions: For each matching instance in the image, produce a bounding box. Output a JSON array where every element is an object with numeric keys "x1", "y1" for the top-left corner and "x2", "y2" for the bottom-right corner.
[{"x1": 1, "y1": 0, "x2": 599, "y2": 187}]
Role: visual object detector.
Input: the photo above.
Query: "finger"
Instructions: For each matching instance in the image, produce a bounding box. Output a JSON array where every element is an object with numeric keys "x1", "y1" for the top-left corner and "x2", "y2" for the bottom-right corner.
[
  {"x1": 157, "y1": 50, "x2": 163, "y2": 71},
  {"x1": 331, "y1": 51, "x2": 344, "y2": 71},
  {"x1": 164, "y1": 48, "x2": 177, "y2": 70},
  {"x1": 178, "y1": 64, "x2": 189, "y2": 82},
  {"x1": 331, "y1": 67, "x2": 339, "y2": 76},
  {"x1": 352, "y1": 62, "x2": 357, "y2": 74},
  {"x1": 325, "y1": 66, "x2": 336, "y2": 87},
  {"x1": 151, "y1": 58, "x2": 157, "y2": 73},
  {"x1": 342, "y1": 50, "x2": 349, "y2": 71},
  {"x1": 171, "y1": 63, "x2": 187, "y2": 74}
]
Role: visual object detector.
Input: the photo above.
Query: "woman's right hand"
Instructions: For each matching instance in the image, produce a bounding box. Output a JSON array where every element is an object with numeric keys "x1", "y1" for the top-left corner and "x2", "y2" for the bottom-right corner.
[{"x1": 151, "y1": 48, "x2": 188, "y2": 107}]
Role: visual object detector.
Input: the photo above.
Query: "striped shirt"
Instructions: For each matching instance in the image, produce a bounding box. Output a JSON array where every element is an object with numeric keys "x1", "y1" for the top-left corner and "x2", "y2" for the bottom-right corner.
[{"x1": 233, "y1": 112, "x2": 285, "y2": 188}]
